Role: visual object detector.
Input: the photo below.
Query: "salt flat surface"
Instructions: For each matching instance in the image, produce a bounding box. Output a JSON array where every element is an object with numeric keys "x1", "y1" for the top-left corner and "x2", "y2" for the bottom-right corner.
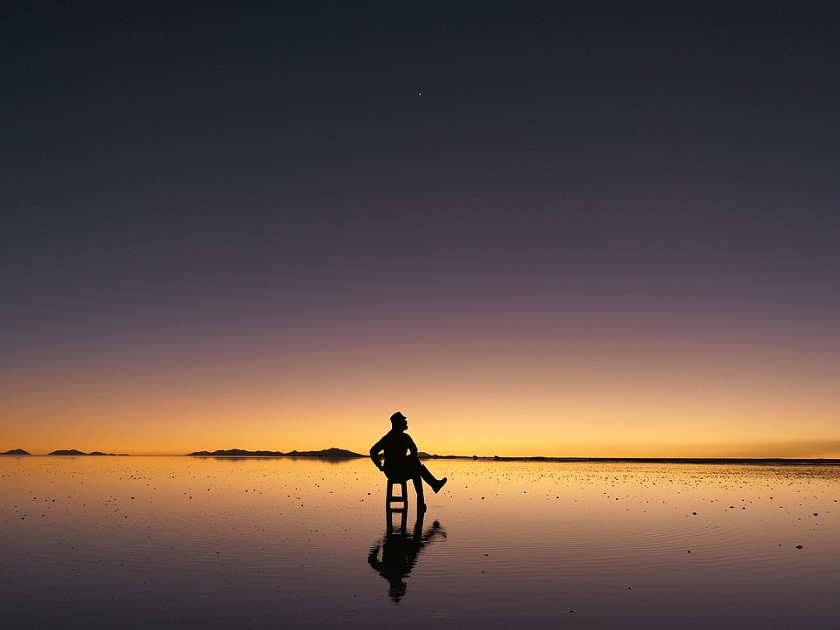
[{"x1": 1, "y1": 456, "x2": 838, "y2": 628}]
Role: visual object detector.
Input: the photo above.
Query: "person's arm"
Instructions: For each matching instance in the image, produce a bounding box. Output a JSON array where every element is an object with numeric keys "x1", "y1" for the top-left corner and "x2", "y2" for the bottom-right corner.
[
  {"x1": 406, "y1": 434, "x2": 418, "y2": 458},
  {"x1": 370, "y1": 438, "x2": 385, "y2": 471}
]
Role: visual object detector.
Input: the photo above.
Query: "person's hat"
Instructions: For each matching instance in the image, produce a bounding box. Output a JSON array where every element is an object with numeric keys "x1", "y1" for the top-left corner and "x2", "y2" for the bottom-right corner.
[{"x1": 390, "y1": 411, "x2": 407, "y2": 423}]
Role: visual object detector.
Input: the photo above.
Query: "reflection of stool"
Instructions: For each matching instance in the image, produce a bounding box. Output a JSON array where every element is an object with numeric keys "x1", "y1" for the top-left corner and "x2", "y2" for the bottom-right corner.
[{"x1": 386, "y1": 478, "x2": 408, "y2": 533}]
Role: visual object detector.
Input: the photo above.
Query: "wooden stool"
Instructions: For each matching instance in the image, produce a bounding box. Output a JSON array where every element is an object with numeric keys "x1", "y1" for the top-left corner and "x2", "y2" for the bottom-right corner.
[{"x1": 386, "y1": 478, "x2": 408, "y2": 533}]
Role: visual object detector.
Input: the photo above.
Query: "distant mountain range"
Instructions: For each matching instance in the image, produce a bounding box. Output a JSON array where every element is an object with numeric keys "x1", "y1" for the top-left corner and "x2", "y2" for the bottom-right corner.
[
  {"x1": 48, "y1": 450, "x2": 126, "y2": 456},
  {"x1": 188, "y1": 447, "x2": 363, "y2": 458},
  {"x1": 1, "y1": 449, "x2": 129, "y2": 456}
]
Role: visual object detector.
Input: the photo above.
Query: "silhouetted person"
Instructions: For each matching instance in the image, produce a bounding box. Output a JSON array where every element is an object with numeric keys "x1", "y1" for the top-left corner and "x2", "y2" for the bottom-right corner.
[
  {"x1": 367, "y1": 514, "x2": 447, "y2": 602},
  {"x1": 370, "y1": 411, "x2": 447, "y2": 512}
]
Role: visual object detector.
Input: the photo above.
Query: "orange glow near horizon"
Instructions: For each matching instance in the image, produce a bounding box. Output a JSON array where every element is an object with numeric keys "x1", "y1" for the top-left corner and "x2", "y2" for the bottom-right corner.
[
  {"x1": 2, "y1": 325, "x2": 839, "y2": 459},
  {"x1": 4, "y1": 0, "x2": 840, "y2": 475}
]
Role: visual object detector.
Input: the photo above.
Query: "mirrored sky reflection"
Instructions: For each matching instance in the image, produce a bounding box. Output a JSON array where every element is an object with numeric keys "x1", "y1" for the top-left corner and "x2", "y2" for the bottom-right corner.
[{"x1": 2, "y1": 456, "x2": 838, "y2": 628}]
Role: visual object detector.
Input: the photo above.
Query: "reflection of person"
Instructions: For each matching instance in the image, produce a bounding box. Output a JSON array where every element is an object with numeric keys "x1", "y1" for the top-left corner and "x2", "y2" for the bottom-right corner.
[
  {"x1": 367, "y1": 515, "x2": 447, "y2": 602},
  {"x1": 370, "y1": 412, "x2": 447, "y2": 512}
]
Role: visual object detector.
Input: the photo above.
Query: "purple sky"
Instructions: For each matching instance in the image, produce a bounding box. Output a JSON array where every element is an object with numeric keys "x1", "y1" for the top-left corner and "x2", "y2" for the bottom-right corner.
[{"x1": 2, "y1": 2, "x2": 839, "y2": 455}]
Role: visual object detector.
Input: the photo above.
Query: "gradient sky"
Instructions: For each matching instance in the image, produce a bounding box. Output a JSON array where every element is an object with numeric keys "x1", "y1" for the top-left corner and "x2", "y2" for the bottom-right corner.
[{"x1": 2, "y1": 2, "x2": 839, "y2": 457}]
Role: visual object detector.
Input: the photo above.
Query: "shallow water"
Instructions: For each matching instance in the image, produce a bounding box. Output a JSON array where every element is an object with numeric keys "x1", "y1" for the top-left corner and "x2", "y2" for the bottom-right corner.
[{"x1": 1, "y1": 456, "x2": 838, "y2": 628}]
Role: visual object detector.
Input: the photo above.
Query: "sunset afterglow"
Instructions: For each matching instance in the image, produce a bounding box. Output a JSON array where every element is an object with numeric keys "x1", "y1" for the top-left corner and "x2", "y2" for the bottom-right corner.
[{"x1": 2, "y1": 3, "x2": 838, "y2": 459}]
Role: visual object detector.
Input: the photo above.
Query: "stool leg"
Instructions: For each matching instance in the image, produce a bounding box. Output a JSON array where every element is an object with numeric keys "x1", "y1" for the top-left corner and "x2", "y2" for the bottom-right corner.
[{"x1": 386, "y1": 480, "x2": 408, "y2": 533}]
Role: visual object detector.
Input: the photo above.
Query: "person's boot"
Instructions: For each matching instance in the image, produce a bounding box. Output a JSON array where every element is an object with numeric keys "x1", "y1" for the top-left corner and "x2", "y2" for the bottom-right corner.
[{"x1": 432, "y1": 477, "x2": 447, "y2": 493}]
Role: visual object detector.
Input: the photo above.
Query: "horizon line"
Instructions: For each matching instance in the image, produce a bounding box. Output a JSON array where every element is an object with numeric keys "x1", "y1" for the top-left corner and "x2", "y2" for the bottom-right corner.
[{"x1": 3, "y1": 448, "x2": 840, "y2": 464}]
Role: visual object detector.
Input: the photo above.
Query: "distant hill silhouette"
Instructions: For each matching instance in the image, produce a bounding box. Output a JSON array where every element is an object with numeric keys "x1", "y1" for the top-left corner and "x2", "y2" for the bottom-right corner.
[
  {"x1": 189, "y1": 448, "x2": 285, "y2": 457},
  {"x1": 45, "y1": 449, "x2": 124, "y2": 456},
  {"x1": 2, "y1": 448, "x2": 30, "y2": 455},
  {"x1": 286, "y1": 447, "x2": 362, "y2": 458},
  {"x1": 188, "y1": 447, "x2": 363, "y2": 458}
]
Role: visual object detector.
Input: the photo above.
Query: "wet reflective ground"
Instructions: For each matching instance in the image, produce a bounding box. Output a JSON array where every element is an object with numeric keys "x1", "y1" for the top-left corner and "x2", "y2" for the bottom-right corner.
[{"x1": 2, "y1": 456, "x2": 838, "y2": 628}]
